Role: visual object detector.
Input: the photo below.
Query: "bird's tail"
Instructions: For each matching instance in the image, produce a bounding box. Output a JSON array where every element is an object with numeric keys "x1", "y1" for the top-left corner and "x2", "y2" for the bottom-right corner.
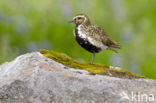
[
  {"x1": 108, "y1": 48, "x2": 118, "y2": 53},
  {"x1": 108, "y1": 45, "x2": 121, "y2": 53},
  {"x1": 111, "y1": 45, "x2": 121, "y2": 49}
]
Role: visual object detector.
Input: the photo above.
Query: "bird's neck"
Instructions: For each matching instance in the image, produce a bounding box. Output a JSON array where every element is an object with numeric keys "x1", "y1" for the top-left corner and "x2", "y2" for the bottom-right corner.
[{"x1": 83, "y1": 20, "x2": 91, "y2": 26}]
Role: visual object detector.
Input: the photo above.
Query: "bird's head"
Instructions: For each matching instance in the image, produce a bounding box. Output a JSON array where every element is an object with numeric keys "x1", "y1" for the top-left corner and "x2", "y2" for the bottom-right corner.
[{"x1": 68, "y1": 13, "x2": 91, "y2": 26}]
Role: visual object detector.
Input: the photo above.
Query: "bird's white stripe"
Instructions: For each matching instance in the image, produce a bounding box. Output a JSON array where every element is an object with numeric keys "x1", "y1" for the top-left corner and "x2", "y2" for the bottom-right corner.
[
  {"x1": 73, "y1": 15, "x2": 85, "y2": 19},
  {"x1": 77, "y1": 26, "x2": 87, "y2": 39}
]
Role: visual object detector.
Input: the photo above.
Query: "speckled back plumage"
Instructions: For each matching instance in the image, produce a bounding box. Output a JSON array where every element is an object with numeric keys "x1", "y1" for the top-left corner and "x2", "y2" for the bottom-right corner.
[{"x1": 76, "y1": 22, "x2": 121, "y2": 53}]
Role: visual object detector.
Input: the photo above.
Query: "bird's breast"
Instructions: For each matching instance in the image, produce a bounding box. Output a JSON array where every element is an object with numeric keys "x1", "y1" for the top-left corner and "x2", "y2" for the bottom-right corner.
[
  {"x1": 74, "y1": 25, "x2": 87, "y2": 39},
  {"x1": 74, "y1": 25, "x2": 102, "y2": 53}
]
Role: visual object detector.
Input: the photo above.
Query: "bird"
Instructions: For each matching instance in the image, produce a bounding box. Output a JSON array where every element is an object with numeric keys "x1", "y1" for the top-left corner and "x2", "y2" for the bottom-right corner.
[{"x1": 68, "y1": 13, "x2": 121, "y2": 64}]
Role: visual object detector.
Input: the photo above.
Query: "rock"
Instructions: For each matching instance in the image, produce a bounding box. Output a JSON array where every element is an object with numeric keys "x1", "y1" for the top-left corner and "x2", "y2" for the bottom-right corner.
[{"x1": 0, "y1": 51, "x2": 156, "y2": 103}]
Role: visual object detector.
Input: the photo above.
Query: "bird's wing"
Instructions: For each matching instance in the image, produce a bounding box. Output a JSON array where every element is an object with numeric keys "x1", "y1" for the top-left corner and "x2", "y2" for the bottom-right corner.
[
  {"x1": 89, "y1": 25, "x2": 121, "y2": 49},
  {"x1": 88, "y1": 25, "x2": 113, "y2": 45}
]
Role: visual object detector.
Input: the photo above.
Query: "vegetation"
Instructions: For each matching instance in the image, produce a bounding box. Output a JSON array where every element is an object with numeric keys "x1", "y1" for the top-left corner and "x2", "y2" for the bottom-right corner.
[
  {"x1": 0, "y1": 0, "x2": 156, "y2": 79},
  {"x1": 40, "y1": 49, "x2": 144, "y2": 79}
]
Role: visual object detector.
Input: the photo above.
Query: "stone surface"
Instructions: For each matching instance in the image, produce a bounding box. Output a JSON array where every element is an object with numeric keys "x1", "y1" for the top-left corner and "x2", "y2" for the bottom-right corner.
[{"x1": 0, "y1": 52, "x2": 156, "y2": 103}]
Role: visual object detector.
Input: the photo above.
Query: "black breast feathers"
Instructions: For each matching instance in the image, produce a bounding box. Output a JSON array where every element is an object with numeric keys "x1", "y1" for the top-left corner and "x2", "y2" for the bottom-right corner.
[{"x1": 74, "y1": 26, "x2": 101, "y2": 53}]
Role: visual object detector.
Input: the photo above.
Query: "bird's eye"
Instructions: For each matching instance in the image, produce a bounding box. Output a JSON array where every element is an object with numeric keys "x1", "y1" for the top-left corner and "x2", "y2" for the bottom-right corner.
[{"x1": 78, "y1": 17, "x2": 82, "y2": 19}]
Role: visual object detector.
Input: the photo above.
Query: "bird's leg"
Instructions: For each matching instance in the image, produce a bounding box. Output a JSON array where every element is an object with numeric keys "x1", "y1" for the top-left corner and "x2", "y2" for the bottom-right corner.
[{"x1": 91, "y1": 52, "x2": 95, "y2": 64}]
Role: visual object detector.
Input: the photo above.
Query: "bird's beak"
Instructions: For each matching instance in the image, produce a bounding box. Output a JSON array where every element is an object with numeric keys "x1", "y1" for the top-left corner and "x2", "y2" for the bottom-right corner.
[{"x1": 68, "y1": 20, "x2": 73, "y2": 23}]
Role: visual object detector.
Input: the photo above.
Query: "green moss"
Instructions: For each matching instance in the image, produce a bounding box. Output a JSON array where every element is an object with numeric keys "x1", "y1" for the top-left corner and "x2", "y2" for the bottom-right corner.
[{"x1": 40, "y1": 49, "x2": 145, "y2": 79}]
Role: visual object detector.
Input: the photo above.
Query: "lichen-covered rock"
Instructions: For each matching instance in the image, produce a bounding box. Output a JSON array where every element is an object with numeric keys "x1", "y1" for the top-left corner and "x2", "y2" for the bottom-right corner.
[
  {"x1": 40, "y1": 49, "x2": 144, "y2": 79},
  {"x1": 0, "y1": 51, "x2": 156, "y2": 103}
]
